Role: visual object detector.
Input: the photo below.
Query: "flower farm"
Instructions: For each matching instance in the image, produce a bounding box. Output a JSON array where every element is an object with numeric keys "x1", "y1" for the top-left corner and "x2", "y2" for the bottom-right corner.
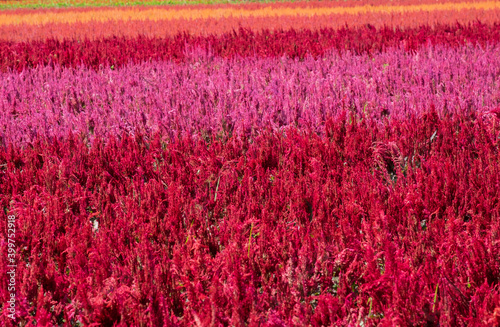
[{"x1": 1, "y1": 0, "x2": 500, "y2": 326}]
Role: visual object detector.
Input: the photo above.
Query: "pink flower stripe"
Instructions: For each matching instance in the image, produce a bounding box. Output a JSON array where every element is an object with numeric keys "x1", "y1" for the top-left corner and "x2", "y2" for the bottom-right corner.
[{"x1": 1, "y1": 43, "x2": 499, "y2": 146}]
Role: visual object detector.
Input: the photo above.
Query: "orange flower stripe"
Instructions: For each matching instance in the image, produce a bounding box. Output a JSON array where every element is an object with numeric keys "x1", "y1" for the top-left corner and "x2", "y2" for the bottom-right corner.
[
  {"x1": 1, "y1": 8, "x2": 498, "y2": 41},
  {"x1": 0, "y1": 1, "x2": 498, "y2": 26}
]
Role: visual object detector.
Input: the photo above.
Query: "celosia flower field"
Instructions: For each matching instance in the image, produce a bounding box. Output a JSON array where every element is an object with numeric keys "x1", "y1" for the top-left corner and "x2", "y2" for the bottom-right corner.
[{"x1": 1, "y1": 0, "x2": 499, "y2": 326}]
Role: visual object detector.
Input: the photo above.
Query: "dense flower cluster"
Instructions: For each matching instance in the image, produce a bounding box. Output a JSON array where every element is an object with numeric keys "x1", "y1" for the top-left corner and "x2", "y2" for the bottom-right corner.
[
  {"x1": 1, "y1": 0, "x2": 500, "y2": 325},
  {"x1": 2, "y1": 1, "x2": 498, "y2": 41},
  {"x1": 1, "y1": 111, "x2": 499, "y2": 325},
  {"x1": 1, "y1": 43, "x2": 500, "y2": 146},
  {"x1": 1, "y1": 23, "x2": 500, "y2": 71}
]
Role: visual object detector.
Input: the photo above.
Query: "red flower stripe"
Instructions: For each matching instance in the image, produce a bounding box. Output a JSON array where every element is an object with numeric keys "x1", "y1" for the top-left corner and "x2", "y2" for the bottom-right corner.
[{"x1": 1, "y1": 22, "x2": 500, "y2": 72}]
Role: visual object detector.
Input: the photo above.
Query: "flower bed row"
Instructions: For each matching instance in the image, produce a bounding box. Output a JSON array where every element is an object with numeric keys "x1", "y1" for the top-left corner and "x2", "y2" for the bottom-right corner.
[
  {"x1": 2, "y1": 22, "x2": 500, "y2": 72},
  {"x1": 2, "y1": 42, "x2": 499, "y2": 147},
  {"x1": 1, "y1": 5, "x2": 498, "y2": 41},
  {"x1": 1, "y1": 110, "x2": 499, "y2": 326}
]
